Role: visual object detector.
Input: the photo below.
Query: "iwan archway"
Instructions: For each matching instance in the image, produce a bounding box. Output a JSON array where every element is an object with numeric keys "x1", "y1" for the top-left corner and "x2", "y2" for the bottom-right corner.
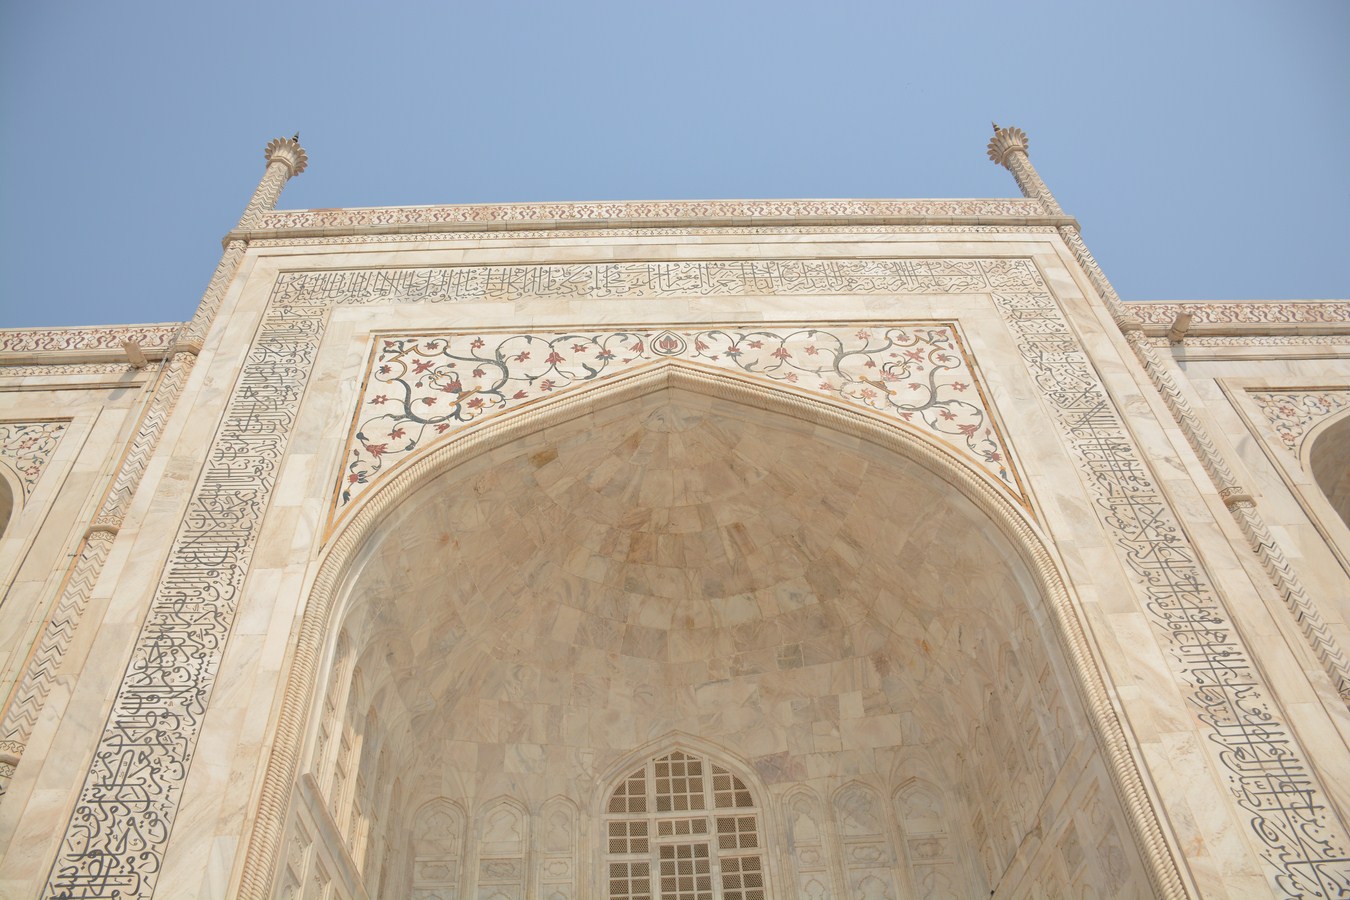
[{"x1": 243, "y1": 364, "x2": 1185, "y2": 899}]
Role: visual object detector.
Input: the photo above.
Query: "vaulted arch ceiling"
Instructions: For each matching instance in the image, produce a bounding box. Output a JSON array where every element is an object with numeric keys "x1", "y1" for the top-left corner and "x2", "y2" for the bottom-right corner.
[{"x1": 337, "y1": 383, "x2": 1080, "y2": 807}]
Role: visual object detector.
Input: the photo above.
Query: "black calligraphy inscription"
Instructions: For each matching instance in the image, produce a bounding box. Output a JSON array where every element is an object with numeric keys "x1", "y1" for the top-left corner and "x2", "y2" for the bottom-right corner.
[
  {"x1": 268, "y1": 258, "x2": 1044, "y2": 306},
  {"x1": 995, "y1": 291, "x2": 1350, "y2": 897},
  {"x1": 44, "y1": 296, "x2": 327, "y2": 899}
]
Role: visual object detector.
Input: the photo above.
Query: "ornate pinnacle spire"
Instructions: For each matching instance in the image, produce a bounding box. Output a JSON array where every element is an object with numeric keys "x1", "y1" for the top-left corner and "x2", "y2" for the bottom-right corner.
[
  {"x1": 264, "y1": 134, "x2": 308, "y2": 177},
  {"x1": 237, "y1": 135, "x2": 309, "y2": 229},
  {"x1": 986, "y1": 123, "x2": 1029, "y2": 169}
]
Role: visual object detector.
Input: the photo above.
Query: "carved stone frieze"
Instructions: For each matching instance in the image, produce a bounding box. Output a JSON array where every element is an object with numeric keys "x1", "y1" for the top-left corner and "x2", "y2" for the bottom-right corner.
[
  {"x1": 252, "y1": 197, "x2": 1047, "y2": 231},
  {"x1": 249, "y1": 223, "x2": 1061, "y2": 248},
  {"x1": 1125, "y1": 301, "x2": 1350, "y2": 328},
  {"x1": 0, "y1": 362, "x2": 154, "y2": 377},
  {"x1": 1149, "y1": 335, "x2": 1350, "y2": 348},
  {"x1": 0, "y1": 325, "x2": 179, "y2": 355}
]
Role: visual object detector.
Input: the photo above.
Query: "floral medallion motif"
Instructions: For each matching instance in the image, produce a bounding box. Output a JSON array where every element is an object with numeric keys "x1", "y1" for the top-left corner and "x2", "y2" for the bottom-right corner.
[{"x1": 333, "y1": 324, "x2": 1024, "y2": 526}]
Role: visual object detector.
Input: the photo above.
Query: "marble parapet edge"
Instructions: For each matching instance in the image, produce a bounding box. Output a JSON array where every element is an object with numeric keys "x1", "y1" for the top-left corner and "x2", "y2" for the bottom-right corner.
[
  {"x1": 225, "y1": 215, "x2": 1078, "y2": 245},
  {"x1": 252, "y1": 197, "x2": 1046, "y2": 225},
  {"x1": 0, "y1": 324, "x2": 182, "y2": 360},
  {"x1": 224, "y1": 196, "x2": 1071, "y2": 245}
]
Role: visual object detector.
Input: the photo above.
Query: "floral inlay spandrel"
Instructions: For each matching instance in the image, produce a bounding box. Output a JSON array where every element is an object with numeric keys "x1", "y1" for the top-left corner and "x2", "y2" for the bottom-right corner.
[
  {"x1": 334, "y1": 324, "x2": 1023, "y2": 524},
  {"x1": 1248, "y1": 390, "x2": 1350, "y2": 459},
  {"x1": 0, "y1": 421, "x2": 68, "y2": 501}
]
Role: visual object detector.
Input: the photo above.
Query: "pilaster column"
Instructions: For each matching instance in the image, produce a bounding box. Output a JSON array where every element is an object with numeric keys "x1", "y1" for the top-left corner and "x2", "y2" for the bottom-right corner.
[
  {"x1": 180, "y1": 136, "x2": 307, "y2": 353},
  {"x1": 987, "y1": 124, "x2": 1350, "y2": 703},
  {"x1": 0, "y1": 138, "x2": 310, "y2": 799}
]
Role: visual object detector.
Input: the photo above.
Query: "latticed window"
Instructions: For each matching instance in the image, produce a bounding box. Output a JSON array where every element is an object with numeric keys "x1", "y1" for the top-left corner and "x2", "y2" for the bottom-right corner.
[{"x1": 604, "y1": 750, "x2": 766, "y2": 900}]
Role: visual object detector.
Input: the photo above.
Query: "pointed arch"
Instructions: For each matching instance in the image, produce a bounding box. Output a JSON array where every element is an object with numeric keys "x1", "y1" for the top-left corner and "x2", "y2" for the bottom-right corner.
[
  {"x1": 538, "y1": 796, "x2": 580, "y2": 898},
  {"x1": 238, "y1": 360, "x2": 1189, "y2": 899},
  {"x1": 831, "y1": 781, "x2": 902, "y2": 897},
  {"x1": 780, "y1": 785, "x2": 834, "y2": 897},
  {"x1": 476, "y1": 795, "x2": 529, "y2": 852},
  {"x1": 475, "y1": 795, "x2": 528, "y2": 897},
  {"x1": 599, "y1": 733, "x2": 773, "y2": 900},
  {"x1": 411, "y1": 797, "x2": 466, "y2": 897},
  {"x1": 893, "y1": 777, "x2": 962, "y2": 899}
]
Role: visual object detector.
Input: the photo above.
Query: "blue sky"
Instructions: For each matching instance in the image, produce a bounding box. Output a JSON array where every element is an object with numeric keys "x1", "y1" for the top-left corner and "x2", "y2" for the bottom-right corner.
[{"x1": 1, "y1": 1, "x2": 1346, "y2": 328}]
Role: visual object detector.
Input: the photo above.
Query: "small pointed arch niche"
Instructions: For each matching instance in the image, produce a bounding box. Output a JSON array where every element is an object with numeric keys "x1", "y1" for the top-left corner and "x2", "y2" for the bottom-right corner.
[{"x1": 603, "y1": 743, "x2": 767, "y2": 900}]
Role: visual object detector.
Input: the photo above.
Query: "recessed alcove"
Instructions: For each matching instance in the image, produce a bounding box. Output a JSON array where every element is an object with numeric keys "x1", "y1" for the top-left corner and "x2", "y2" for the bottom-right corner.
[
  {"x1": 0, "y1": 474, "x2": 12, "y2": 540},
  {"x1": 1310, "y1": 412, "x2": 1350, "y2": 532},
  {"x1": 277, "y1": 377, "x2": 1154, "y2": 898}
]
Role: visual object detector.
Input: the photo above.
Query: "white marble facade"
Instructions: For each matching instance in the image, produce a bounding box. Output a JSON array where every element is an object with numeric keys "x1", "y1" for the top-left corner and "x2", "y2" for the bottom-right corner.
[{"x1": 0, "y1": 130, "x2": 1349, "y2": 899}]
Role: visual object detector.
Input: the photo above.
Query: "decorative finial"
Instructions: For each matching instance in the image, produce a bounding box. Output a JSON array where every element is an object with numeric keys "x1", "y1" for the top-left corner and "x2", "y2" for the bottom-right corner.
[
  {"x1": 986, "y1": 124, "x2": 1029, "y2": 169},
  {"x1": 264, "y1": 134, "x2": 308, "y2": 177}
]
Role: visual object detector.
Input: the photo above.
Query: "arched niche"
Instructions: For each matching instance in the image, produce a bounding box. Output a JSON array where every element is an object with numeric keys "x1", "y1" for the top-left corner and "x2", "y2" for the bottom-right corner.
[
  {"x1": 242, "y1": 362, "x2": 1186, "y2": 899},
  {"x1": 1309, "y1": 410, "x2": 1350, "y2": 532}
]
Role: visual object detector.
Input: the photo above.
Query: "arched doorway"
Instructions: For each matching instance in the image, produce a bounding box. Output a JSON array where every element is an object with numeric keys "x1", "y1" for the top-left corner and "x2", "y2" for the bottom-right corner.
[{"x1": 247, "y1": 365, "x2": 1181, "y2": 898}]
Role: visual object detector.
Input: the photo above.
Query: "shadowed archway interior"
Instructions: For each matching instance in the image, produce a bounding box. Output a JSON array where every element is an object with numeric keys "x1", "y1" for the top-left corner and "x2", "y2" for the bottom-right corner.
[
  {"x1": 278, "y1": 382, "x2": 1153, "y2": 898},
  {"x1": 1311, "y1": 413, "x2": 1350, "y2": 532},
  {"x1": 0, "y1": 470, "x2": 14, "y2": 540}
]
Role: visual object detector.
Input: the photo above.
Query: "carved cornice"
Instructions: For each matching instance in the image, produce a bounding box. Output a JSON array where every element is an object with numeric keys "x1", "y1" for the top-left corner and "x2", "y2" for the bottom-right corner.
[
  {"x1": 227, "y1": 197, "x2": 1061, "y2": 242},
  {"x1": 1124, "y1": 301, "x2": 1350, "y2": 336},
  {"x1": 0, "y1": 324, "x2": 180, "y2": 356}
]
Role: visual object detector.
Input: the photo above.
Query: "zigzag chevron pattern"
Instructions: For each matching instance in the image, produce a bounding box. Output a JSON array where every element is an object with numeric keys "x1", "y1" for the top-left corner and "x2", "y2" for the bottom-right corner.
[
  {"x1": 1234, "y1": 504, "x2": 1350, "y2": 701},
  {"x1": 0, "y1": 221, "x2": 249, "y2": 800},
  {"x1": 0, "y1": 532, "x2": 113, "y2": 796},
  {"x1": 0, "y1": 346, "x2": 199, "y2": 794},
  {"x1": 0, "y1": 225, "x2": 243, "y2": 798},
  {"x1": 94, "y1": 353, "x2": 195, "y2": 529},
  {"x1": 180, "y1": 242, "x2": 245, "y2": 350}
]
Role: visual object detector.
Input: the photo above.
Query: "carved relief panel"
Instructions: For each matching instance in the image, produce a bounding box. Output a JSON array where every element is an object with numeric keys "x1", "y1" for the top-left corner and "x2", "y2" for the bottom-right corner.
[{"x1": 412, "y1": 799, "x2": 466, "y2": 900}]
